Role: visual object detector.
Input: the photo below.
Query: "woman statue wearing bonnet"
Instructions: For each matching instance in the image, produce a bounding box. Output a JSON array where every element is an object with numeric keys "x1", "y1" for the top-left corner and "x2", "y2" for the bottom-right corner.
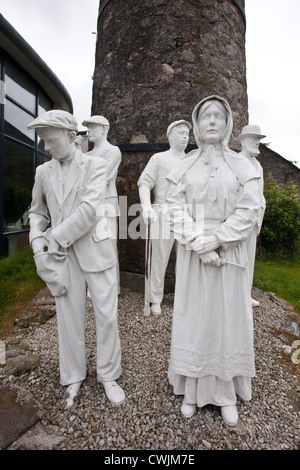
[{"x1": 166, "y1": 96, "x2": 261, "y2": 426}]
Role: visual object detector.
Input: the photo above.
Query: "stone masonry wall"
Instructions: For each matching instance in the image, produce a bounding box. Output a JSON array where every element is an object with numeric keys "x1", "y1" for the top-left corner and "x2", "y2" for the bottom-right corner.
[
  {"x1": 257, "y1": 146, "x2": 300, "y2": 194},
  {"x1": 92, "y1": 0, "x2": 253, "y2": 292},
  {"x1": 92, "y1": 0, "x2": 248, "y2": 147}
]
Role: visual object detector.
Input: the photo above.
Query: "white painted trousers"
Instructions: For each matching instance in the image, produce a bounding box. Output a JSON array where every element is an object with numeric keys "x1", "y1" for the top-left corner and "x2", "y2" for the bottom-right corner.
[
  {"x1": 55, "y1": 248, "x2": 121, "y2": 386},
  {"x1": 245, "y1": 228, "x2": 258, "y2": 290},
  {"x1": 108, "y1": 216, "x2": 120, "y2": 293},
  {"x1": 150, "y1": 237, "x2": 175, "y2": 305}
]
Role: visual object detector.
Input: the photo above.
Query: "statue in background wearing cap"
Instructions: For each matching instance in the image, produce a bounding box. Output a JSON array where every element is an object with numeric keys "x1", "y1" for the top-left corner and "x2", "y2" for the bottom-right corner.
[
  {"x1": 28, "y1": 110, "x2": 125, "y2": 408},
  {"x1": 138, "y1": 120, "x2": 192, "y2": 315},
  {"x1": 238, "y1": 125, "x2": 266, "y2": 307},
  {"x1": 82, "y1": 116, "x2": 122, "y2": 291}
]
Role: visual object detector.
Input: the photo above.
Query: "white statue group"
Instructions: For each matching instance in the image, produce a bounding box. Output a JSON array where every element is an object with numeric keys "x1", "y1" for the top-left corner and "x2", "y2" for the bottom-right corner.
[{"x1": 28, "y1": 95, "x2": 266, "y2": 427}]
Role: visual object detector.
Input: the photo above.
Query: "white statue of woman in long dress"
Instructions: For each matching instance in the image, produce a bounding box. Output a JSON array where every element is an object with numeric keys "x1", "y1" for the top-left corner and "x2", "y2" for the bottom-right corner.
[{"x1": 165, "y1": 96, "x2": 261, "y2": 426}]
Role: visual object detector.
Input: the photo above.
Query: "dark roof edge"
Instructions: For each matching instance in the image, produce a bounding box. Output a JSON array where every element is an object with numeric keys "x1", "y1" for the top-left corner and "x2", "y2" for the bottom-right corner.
[
  {"x1": 0, "y1": 14, "x2": 73, "y2": 113},
  {"x1": 259, "y1": 144, "x2": 300, "y2": 171}
]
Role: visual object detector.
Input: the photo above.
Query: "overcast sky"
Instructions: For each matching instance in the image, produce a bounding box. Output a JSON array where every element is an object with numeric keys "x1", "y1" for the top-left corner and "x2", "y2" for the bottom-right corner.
[{"x1": 1, "y1": 0, "x2": 299, "y2": 167}]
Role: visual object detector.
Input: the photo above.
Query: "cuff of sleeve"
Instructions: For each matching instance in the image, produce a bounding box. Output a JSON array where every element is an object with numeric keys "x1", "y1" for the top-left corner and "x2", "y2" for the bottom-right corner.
[
  {"x1": 51, "y1": 227, "x2": 69, "y2": 249},
  {"x1": 29, "y1": 235, "x2": 43, "y2": 247},
  {"x1": 213, "y1": 231, "x2": 222, "y2": 245}
]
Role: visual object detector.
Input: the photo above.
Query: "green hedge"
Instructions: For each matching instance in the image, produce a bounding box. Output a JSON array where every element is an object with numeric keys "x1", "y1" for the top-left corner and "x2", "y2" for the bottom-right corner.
[{"x1": 261, "y1": 176, "x2": 300, "y2": 255}]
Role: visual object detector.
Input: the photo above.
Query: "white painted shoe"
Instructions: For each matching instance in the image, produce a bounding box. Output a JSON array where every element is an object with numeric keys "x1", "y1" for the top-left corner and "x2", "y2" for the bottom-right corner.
[
  {"x1": 66, "y1": 381, "x2": 82, "y2": 408},
  {"x1": 221, "y1": 405, "x2": 238, "y2": 426},
  {"x1": 102, "y1": 381, "x2": 125, "y2": 405},
  {"x1": 251, "y1": 298, "x2": 260, "y2": 307},
  {"x1": 150, "y1": 303, "x2": 161, "y2": 315},
  {"x1": 181, "y1": 398, "x2": 196, "y2": 418}
]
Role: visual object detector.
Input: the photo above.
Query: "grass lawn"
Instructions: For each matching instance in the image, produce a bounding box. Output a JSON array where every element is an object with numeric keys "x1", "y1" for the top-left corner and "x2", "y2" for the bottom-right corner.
[
  {"x1": 0, "y1": 246, "x2": 299, "y2": 338},
  {"x1": 0, "y1": 247, "x2": 45, "y2": 338},
  {"x1": 254, "y1": 251, "x2": 300, "y2": 315}
]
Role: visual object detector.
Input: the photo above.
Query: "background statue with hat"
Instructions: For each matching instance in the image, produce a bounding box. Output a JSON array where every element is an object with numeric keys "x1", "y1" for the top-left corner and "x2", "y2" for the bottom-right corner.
[
  {"x1": 28, "y1": 110, "x2": 125, "y2": 408},
  {"x1": 238, "y1": 124, "x2": 267, "y2": 307},
  {"x1": 138, "y1": 120, "x2": 192, "y2": 315},
  {"x1": 82, "y1": 115, "x2": 122, "y2": 291}
]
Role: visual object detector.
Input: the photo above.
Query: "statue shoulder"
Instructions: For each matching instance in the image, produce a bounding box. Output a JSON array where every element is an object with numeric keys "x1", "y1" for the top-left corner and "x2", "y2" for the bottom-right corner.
[{"x1": 225, "y1": 148, "x2": 260, "y2": 184}]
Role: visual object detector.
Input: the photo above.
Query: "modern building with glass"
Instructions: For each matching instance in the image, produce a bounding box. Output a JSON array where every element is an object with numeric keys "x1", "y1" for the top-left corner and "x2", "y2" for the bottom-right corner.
[{"x1": 0, "y1": 14, "x2": 73, "y2": 256}]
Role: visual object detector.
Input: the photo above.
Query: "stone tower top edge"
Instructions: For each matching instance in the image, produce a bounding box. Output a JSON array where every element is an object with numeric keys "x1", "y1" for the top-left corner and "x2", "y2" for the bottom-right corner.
[{"x1": 98, "y1": 0, "x2": 246, "y2": 25}]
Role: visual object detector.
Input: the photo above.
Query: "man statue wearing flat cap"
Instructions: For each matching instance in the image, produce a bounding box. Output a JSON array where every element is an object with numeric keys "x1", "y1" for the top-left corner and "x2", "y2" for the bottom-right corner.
[
  {"x1": 138, "y1": 120, "x2": 191, "y2": 315},
  {"x1": 82, "y1": 116, "x2": 122, "y2": 291},
  {"x1": 28, "y1": 110, "x2": 125, "y2": 408},
  {"x1": 238, "y1": 124, "x2": 266, "y2": 307}
]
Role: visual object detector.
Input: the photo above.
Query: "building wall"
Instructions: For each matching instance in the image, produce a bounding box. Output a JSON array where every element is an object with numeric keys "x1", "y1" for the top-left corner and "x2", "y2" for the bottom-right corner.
[
  {"x1": 258, "y1": 146, "x2": 300, "y2": 194},
  {"x1": 0, "y1": 15, "x2": 73, "y2": 257},
  {"x1": 0, "y1": 55, "x2": 54, "y2": 256}
]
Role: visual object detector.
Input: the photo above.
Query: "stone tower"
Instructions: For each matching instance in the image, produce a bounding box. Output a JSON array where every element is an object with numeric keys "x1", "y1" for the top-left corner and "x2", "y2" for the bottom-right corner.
[
  {"x1": 92, "y1": 0, "x2": 247, "y2": 145},
  {"x1": 91, "y1": 0, "x2": 248, "y2": 291}
]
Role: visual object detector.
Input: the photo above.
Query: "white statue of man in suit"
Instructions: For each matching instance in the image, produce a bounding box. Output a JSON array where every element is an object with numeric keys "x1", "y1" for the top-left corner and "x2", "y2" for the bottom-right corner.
[
  {"x1": 28, "y1": 110, "x2": 125, "y2": 408},
  {"x1": 82, "y1": 116, "x2": 121, "y2": 253},
  {"x1": 238, "y1": 124, "x2": 266, "y2": 307},
  {"x1": 82, "y1": 116, "x2": 122, "y2": 291}
]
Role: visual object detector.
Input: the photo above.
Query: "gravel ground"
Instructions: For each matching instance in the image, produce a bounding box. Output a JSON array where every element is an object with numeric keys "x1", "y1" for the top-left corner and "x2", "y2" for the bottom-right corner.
[{"x1": 1, "y1": 286, "x2": 300, "y2": 451}]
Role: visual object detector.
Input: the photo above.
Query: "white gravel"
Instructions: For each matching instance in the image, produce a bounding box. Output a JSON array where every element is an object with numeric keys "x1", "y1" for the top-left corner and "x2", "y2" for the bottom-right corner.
[{"x1": 2, "y1": 286, "x2": 300, "y2": 451}]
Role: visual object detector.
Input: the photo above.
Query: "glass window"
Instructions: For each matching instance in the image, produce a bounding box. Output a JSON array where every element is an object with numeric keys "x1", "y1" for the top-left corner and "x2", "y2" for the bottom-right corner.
[
  {"x1": 37, "y1": 136, "x2": 52, "y2": 158},
  {"x1": 3, "y1": 138, "x2": 34, "y2": 232},
  {"x1": 5, "y1": 59, "x2": 36, "y2": 113},
  {"x1": 38, "y1": 89, "x2": 52, "y2": 115},
  {"x1": 4, "y1": 99, "x2": 35, "y2": 145},
  {"x1": 37, "y1": 151, "x2": 51, "y2": 167}
]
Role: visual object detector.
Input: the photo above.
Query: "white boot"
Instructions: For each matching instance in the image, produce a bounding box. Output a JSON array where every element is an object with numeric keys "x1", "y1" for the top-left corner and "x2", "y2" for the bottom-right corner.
[
  {"x1": 251, "y1": 298, "x2": 260, "y2": 307},
  {"x1": 102, "y1": 380, "x2": 125, "y2": 405},
  {"x1": 221, "y1": 405, "x2": 238, "y2": 426},
  {"x1": 150, "y1": 303, "x2": 161, "y2": 315},
  {"x1": 180, "y1": 398, "x2": 196, "y2": 418},
  {"x1": 66, "y1": 381, "x2": 82, "y2": 408}
]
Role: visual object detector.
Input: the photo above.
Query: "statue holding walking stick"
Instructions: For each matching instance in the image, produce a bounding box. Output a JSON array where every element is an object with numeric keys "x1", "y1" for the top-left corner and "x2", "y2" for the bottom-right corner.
[{"x1": 138, "y1": 120, "x2": 192, "y2": 315}]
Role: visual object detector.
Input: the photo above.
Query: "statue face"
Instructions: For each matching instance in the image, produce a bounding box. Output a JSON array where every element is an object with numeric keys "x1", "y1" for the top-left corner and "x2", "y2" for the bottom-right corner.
[
  {"x1": 241, "y1": 136, "x2": 260, "y2": 157},
  {"x1": 37, "y1": 128, "x2": 74, "y2": 161},
  {"x1": 87, "y1": 124, "x2": 106, "y2": 143},
  {"x1": 168, "y1": 124, "x2": 190, "y2": 151},
  {"x1": 198, "y1": 102, "x2": 227, "y2": 144}
]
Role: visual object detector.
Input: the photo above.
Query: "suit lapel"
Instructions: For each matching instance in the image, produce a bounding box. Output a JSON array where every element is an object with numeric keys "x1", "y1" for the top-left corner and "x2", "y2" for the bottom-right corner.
[
  {"x1": 63, "y1": 152, "x2": 79, "y2": 202},
  {"x1": 48, "y1": 149, "x2": 86, "y2": 208},
  {"x1": 63, "y1": 148, "x2": 86, "y2": 204},
  {"x1": 49, "y1": 159, "x2": 63, "y2": 206}
]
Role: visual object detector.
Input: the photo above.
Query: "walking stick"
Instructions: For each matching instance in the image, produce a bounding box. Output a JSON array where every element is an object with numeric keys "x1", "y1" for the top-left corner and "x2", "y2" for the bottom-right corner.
[{"x1": 144, "y1": 219, "x2": 151, "y2": 316}]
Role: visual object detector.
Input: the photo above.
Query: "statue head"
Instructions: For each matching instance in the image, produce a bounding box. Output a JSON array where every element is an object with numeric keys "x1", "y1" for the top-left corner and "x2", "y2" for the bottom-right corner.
[
  {"x1": 166, "y1": 120, "x2": 191, "y2": 152},
  {"x1": 28, "y1": 110, "x2": 78, "y2": 161},
  {"x1": 82, "y1": 115, "x2": 110, "y2": 145},
  {"x1": 237, "y1": 124, "x2": 266, "y2": 157},
  {"x1": 192, "y1": 95, "x2": 233, "y2": 147}
]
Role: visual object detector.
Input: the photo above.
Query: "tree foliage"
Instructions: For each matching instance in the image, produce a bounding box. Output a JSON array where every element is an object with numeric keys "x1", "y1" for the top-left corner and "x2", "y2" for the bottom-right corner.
[{"x1": 261, "y1": 176, "x2": 300, "y2": 255}]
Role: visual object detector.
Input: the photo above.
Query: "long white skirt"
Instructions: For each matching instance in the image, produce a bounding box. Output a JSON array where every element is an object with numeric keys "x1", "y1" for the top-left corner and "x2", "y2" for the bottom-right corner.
[
  {"x1": 169, "y1": 371, "x2": 252, "y2": 407},
  {"x1": 168, "y1": 242, "x2": 255, "y2": 407}
]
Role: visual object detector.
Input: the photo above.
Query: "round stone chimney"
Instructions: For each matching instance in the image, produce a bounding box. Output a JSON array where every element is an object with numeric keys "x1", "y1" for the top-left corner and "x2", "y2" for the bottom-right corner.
[{"x1": 91, "y1": 0, "x2": 248, "y2": 292}]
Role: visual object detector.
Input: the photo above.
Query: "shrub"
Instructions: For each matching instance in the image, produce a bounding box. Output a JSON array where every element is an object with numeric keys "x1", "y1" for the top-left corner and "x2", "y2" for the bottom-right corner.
[{"x1": 260, "y1": 176, "x2": 300, "y2": 255}]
